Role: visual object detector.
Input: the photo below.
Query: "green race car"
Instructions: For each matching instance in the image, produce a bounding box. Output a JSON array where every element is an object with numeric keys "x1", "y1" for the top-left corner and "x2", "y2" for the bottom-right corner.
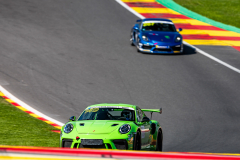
[{"x1": 60, "y1": 103, "x2": 163, "y2": 151}]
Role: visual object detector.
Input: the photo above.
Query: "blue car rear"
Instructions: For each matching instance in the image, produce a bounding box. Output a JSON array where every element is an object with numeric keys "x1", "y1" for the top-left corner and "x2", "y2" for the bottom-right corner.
[{"x1": 130, "y1": 18, "x2": 183, "y2": 54}]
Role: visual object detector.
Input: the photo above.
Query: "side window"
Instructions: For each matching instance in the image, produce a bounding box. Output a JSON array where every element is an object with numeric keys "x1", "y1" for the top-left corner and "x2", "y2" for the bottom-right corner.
[{"x1": 136, "y1": 107, "x2": 143, "y2": 122}]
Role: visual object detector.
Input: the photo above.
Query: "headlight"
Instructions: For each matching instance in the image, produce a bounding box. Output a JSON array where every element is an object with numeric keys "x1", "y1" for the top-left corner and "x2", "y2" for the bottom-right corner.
[
  {"x1": 64, "y1": 123, "x2": 73, "y2": 133},
  {"x1": 119, "y1": 124, "x2": 131, "y2": 134},
  {"x1": 142, "y1": 35, "x2": 149, "y2": 41},
  {"x1": 175, "y1": 36, "x2": 181, "y2": 42}
]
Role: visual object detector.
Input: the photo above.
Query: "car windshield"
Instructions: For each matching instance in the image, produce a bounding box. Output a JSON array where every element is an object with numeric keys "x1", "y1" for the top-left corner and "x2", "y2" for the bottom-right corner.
[
  {"x1": 142, "y1": 22, "x2": 176, "y2": 32},
  {"x1": 78, "y1": 107, "x2": 135, "y2": 121}
]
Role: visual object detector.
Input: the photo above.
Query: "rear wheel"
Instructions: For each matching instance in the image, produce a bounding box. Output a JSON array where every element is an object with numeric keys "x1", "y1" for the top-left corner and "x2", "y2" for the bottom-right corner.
[
  {"x1": 156, "y1": 129, "x2": 163, "y2": 151},
  {"x1": 133, "y1": 131, "x2": 141, "y2": 150}
]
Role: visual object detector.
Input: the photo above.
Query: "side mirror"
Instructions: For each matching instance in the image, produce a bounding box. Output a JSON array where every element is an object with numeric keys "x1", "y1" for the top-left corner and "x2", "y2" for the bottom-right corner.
[
  {"x1": 69, "y1": 116, "x2": 76, "y2": 121},
  {"x1": 178, "y1": 28, "x2": 183, "y2": 32},
  {"x1": 133, "y1": 24, "x2": 139, "y2": 31},
  {"x1": 134, "y1": 26, "x2": 139, "y2": 30},
  {"x1": 142, "y1": 117, "x2": 150, "y2": 122}
]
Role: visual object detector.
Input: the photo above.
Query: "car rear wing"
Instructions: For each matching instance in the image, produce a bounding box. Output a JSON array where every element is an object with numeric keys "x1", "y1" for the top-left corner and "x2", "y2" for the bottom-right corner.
[{"x1": 142, "y1": 108, "x2": 162, "y2": 119}]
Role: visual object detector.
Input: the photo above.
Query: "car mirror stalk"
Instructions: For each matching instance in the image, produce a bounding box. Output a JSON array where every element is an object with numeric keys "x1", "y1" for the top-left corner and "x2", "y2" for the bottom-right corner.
[{"x1": 69, "y1": 116, "x2": 76, "y2": 121}]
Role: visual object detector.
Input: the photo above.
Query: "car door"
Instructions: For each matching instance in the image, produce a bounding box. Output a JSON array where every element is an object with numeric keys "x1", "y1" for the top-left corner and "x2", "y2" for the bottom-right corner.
[{"x1": 136, "y1": 107, "x2": 151, "y2": 149}]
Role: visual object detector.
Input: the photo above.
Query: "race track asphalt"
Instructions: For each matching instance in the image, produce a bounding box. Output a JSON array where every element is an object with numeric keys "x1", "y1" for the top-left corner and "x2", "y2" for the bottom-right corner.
[{"x1": 1, "y1": 0, "x2": 240, "y2": 153}]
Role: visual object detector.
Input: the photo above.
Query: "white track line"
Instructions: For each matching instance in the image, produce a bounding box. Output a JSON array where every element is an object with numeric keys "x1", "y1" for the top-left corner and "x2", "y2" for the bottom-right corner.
[
  {"x1": 183, "y1": 41, "x2": 240, "y2": 73},
  {"x1": 116, "y1": 0, "x2": 240, "y2": 74},
  {"x1": 0, "y1": 86, "x2": 64, "y2": 126}
]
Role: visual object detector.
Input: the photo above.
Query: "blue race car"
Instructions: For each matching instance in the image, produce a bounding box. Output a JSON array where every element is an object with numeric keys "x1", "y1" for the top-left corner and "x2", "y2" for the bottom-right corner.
[{"x1": 130, "y1": 18, "x2": 183, "y2": 54}]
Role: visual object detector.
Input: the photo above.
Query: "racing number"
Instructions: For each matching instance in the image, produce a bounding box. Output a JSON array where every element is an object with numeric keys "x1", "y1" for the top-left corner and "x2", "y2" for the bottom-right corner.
[{"x1": 142, "y1": 23, "x2": 154, "y2": 27}]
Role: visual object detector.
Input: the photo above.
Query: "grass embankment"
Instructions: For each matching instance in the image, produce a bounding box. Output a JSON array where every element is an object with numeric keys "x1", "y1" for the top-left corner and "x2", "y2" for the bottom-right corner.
[
  {"x1": 0, "y1": 97, "x2": 59, "y2": 147},
  {"x1": 173, "y1": 0, "x2": 240, "y2": 29}
]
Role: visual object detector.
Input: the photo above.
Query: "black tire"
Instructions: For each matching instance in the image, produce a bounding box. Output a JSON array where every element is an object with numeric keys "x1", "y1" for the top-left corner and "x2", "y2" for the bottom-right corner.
[
  {"x1": 130, "y1": 40, "x2": 134, "y2": 46},
  {"x1": 130, "y1": 32, "x2": 134, "y2": 46},
  {"x1": 156, "y1": 129, "x2": 163, "y2": 151},
  {"x1": 150, "y1": 123, "x2": 156, "y2": 135},
  {"x1": 137, "y1": 47, "x2": 140, "y2": 52},
  {"x1": 133, "y1": 131, "x2": 141, "y2": 150},
  {"x1": 136, "y1": 38, "x2": 140, "y2": 52}
]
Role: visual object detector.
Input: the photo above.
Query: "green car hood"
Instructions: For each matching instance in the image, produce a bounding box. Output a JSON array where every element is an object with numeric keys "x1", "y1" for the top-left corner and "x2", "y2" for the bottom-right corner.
[{"x1": 75, "y1": 120, "x2": 128, "y2": 134}]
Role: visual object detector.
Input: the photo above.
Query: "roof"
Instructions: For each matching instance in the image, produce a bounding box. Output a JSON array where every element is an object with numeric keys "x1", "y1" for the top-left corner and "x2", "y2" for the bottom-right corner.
[{"x1": 142, "y1": 18, "x2": 172, "y2": 22}]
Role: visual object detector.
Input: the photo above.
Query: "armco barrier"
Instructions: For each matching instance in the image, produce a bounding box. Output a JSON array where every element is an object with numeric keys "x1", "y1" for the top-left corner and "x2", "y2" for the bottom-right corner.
[{"x1": 1, "y1": 146, "x2": 240, "y2": 160}]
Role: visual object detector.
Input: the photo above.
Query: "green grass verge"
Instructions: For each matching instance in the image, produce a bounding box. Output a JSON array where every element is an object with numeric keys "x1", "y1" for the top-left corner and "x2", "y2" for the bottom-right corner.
[
  {"x1": 173, "y1": 0, "x2": 240, "y2": 29},
  {"x1": 0, "y1": 96, "x2": 60, "y2": 147}
]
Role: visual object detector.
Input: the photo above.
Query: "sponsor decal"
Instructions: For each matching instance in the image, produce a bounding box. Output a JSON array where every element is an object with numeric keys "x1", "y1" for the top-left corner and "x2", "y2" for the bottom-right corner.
[
  {"x1": 165, "y1": 35, "x2": 170, "y2": 39},
  {"x1": 85, "y1": 108, "x2": 99, "y2": 113},
  {"x1": 88, "y1": 106, "x2": 134, "y2": 110},
  {"x1": 156, "y1": 45, "x2": 169, "y2": 48}
]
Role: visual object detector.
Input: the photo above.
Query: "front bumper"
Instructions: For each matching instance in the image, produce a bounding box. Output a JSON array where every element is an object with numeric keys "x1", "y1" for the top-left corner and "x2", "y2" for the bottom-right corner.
[
  {"x1": 60, "y1": 133, "x2": 135, "y2": 150},
  {"x1": 138, "y1": 43, "x2": 183, "y2": 54}
]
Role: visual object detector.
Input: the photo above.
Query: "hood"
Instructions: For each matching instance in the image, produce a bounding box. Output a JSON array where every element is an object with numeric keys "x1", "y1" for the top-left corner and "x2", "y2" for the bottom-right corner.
[
  {"x1": 143, "y1": 31, "x2": 180, "y2": 43},
  {"x1": 75, "y1": 120, "x2": 127, "y2": 134}
]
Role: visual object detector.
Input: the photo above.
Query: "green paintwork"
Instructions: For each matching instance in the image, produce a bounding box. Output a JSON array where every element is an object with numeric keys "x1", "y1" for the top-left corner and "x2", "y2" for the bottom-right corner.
[
  {"x1": 141, "y1": 109, "x2": 161, "y2": 113},
  {"x1": 156, "y1": 0, "x2": 240, "y2": 34},
  {"x1": 60, "y1": 103, "x2": 162, "y2": 151}
]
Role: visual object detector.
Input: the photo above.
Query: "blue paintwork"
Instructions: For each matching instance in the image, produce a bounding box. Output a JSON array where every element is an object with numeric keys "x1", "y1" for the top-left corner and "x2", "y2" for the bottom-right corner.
[{"x1": 130, "y1": 18, "x2": 183, "y2": 54}]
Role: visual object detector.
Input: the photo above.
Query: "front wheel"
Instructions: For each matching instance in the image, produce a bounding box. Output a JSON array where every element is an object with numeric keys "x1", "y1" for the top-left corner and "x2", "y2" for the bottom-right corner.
[
  {"x1": 156, "y1": 129, "x2": 163, "y2": 151},
  {"x1": 130, "y1": 40, "x2": 134, "y2": 46},
  {"x1": 133, "y1": 131, "x2": 141, "y2": 150},
  {"x1": 136, "y1": 38, "x2": 140, "y2": 52},
  {"x1": 130, "y1": 32, "x2": 135, "y2": 46}
]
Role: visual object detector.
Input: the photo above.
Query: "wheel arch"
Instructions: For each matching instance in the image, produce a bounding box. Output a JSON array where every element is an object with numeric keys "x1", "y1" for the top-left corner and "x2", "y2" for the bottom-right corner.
[{"x1": 150, "y1": 120, "x2": 160, "y2": 135}]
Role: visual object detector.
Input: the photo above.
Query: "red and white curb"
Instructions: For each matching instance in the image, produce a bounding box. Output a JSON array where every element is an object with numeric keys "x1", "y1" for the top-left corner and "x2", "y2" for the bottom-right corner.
[
  {"x1": 1, "y1": 145, "x2": 240, "y2": 160},
  {"x1": 0, "y1": 86, "x2": 63, "y2": 130}
]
